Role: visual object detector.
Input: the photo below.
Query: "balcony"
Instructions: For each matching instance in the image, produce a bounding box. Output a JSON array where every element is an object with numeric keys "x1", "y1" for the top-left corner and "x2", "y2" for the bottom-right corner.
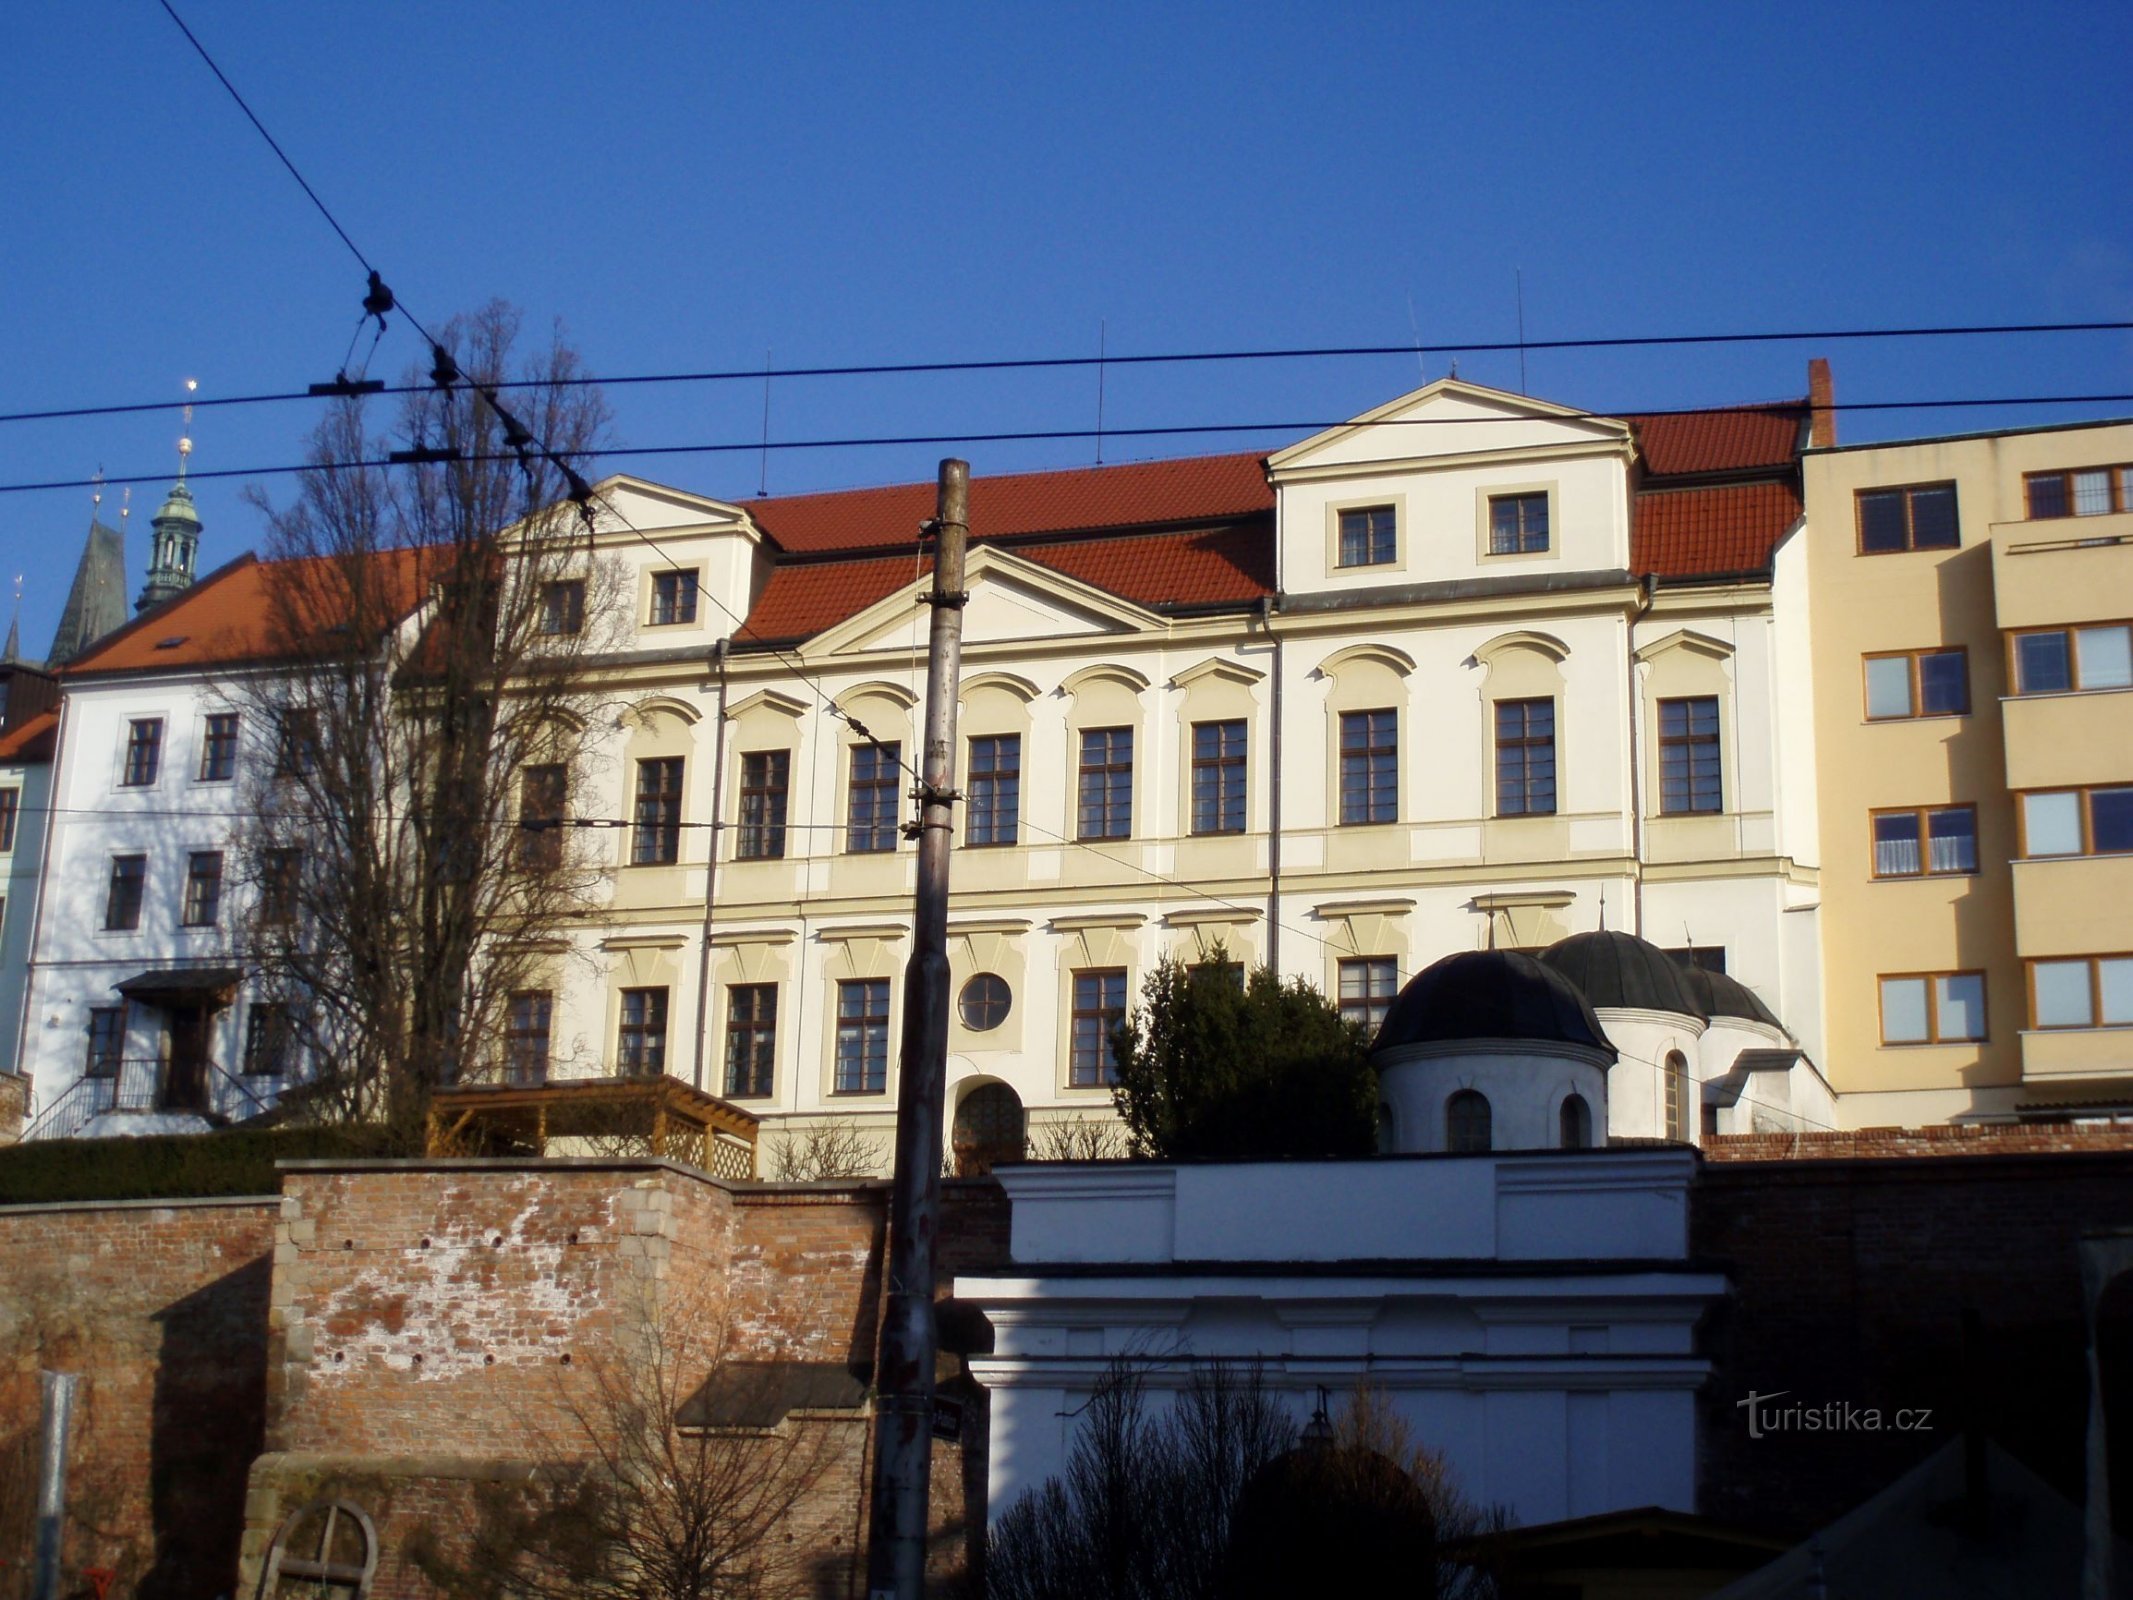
[
  {"x1": 1991, "y1": 516, "x2": 2133, "y2": 631},
  {"x1": 2001, "y1": 689, "x2": 2133, "y2": 792},
  {"x1": 2020, "y1": 1028, "x2": 2133, "y2": 1084},
  {"x1": 2012, "y1": 854, "x2": 2133, "y2": 959}
]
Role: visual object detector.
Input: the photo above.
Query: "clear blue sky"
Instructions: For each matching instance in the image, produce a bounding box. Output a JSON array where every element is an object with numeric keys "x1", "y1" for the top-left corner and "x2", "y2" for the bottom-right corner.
[{"x1": 3, "y1": 1, "x2": 2128, "y2": 658}]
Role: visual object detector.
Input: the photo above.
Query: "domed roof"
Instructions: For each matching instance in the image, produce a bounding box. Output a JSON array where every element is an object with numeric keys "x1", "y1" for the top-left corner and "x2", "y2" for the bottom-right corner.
[
  {"x1": 1687, "y1": 965, "x2": 1787, "y2": 1032},
  {"x1": 153, "y1": 480, "x2": 201, "y2": 527},
  {"x1": 1540, "y1": 930, "x2": 1707, "y2": 1020},
  {"x1": 1372, "y1": 950, "x2": 1613, "y2": 1057}
]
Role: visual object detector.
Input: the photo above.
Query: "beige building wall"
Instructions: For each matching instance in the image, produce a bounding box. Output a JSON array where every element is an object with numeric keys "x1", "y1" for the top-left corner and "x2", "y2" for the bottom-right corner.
[{"x1": 1802, "y1": 419, "x2": 2133, "y2": 1124}]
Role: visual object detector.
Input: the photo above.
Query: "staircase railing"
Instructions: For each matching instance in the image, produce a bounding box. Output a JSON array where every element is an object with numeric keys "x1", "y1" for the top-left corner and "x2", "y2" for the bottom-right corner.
[{"x1": 21, "y1": 1056, "x2": 278, "y2": 1143}]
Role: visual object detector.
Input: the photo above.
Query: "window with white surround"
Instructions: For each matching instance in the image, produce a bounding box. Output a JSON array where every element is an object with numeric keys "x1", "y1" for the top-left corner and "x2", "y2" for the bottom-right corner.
[
  {"x1": 649, "y1": 569, "x2": 698, "y2": 626},
  {"x1": 1338, "y1": 710, "x2": 1397, "y2": 825},
  {"x1": 1337, "y1": 957, "x2": 1397, "y2": 1035},
  {"x1": 105, "y1": 855, "x2": 146, "y2": 931},
  {"x1": 1487, "y1": 492, "x2": 1549, "y2": 555},
  {"x1": 1069, "y1": 969, "x2": 1127, "y2": 1087},
  {"x1": 121, "y1": 719, "x2": 163, "y2": 787},
  {"x1": 1879, "y1": 972, "x2": 1986, "y2": 1044},
  {"x1": 724, "y1": 984, "x2": 776, "y2": 1097},
  {"x1": 618, "y1": 987, "x2": 668, "y2": 1076},
  {"x1": 2030, "y1": 957, "x2": 2133, "y2": 1029},
  {"x1": 1336, "y1": 505, "x2": 1397, "y2": 567},
  {"x1": 834, "y1": 979, "x2": 890, "y2": 1094}
]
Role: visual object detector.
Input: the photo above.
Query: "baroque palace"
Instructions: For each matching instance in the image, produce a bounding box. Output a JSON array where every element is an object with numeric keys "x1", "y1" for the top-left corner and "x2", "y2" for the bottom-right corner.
[{"x1": 8, "y1": 366, "x2": 2132, "y2": 1157}]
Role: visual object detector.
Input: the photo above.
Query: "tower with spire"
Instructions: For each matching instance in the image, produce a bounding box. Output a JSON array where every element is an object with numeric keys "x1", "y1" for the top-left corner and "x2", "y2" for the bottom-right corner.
[
  {"x1": 138, "y1": 378, "x2": 203, "y2": 613},
  {"x1": 46, "y1": 473, "x2": 129, "y2": 668}
]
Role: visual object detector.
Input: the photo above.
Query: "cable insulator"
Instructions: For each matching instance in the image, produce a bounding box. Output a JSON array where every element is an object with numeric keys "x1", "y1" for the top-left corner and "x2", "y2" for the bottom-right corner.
[
  {"x1": 429, "y1": 344, "x2": 460, "y2": 389},
  {"x1": 363, "y1": 271, "x2": 395, "y2": 321}
]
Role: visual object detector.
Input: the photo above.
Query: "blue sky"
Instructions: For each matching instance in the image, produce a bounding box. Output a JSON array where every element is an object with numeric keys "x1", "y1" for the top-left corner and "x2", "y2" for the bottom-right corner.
[{"x1": 3, "y1": 1, "x2": 2128, "y2": 657}]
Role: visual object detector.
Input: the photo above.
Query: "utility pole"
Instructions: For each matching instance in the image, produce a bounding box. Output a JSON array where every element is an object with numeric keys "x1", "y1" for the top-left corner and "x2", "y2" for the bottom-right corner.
[{"x1": 865, "y1": 458, "x2": 969, "y2": 1600}]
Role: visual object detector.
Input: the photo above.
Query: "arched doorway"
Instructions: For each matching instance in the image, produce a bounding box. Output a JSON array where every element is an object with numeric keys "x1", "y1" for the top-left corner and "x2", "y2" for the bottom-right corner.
[{"x1": 952, "y1": 1082, "x2": 1026, "y2": 1176}]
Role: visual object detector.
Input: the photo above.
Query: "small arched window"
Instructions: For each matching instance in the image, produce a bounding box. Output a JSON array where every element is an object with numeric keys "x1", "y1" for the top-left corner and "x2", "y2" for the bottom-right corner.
[
  {"x1": 1559, "y1": 1092, "x2": 1592, "y2": 1150},
  {"x1": 1446, "y1": 1089, "x2": 1492, "y2": 1153},
  {"x1": 1377, "y1": 1101, "x2": 1398, "y2": 1155},
  {"x1": 1663, "y1": 1051, "x2": 1692, "y2": 1142}
]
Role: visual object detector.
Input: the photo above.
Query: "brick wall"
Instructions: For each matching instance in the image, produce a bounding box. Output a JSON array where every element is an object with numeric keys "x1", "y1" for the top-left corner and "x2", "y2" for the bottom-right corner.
[
  {"x1": 0, "y1": 1195, "x2": 276, "y2": 1598},
  {"x1": 1705, "y1": 1121, "x2": 2133, "y2": 1161},
  {"x1": 1693, "y1": 1147, "x2": 2133, "y2": 1539}
]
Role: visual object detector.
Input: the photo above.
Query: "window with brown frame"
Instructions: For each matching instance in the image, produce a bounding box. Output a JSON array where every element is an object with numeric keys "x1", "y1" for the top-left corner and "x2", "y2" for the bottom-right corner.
[
  {"x1": 1487, "y1": 493, "x2": 1549, "y2": 555},
  {"x1": 1494, "y1": 698, "x2": 1557, "y2": 815},
  {"x1": 1190, "y1": 720, "x2": 1247, "y2": 835},
  {"x1": 1337, "y1": 505, "x2": 1397, "y2": 567},
  {"x1": 2019, "y1": 785, "x2": 2133, "y2": 858},
  {"x1": 723, "y1": 983, "x2": 777, "y2": 1098},
  {"x1": 1878, "y1": 971, "x2": 1986, "y2": 1045},
  {"x1": 0, "y1": 788, "x2": 17, "y2": 853},
  {"x1": 259, "y1": 847, "x2": 302, "y2": 925},
  {"x1": 737, "y1": 750, "x2": 790, "y2": 860},
  {"x1": 2025, "y1": 465, "x2": 2133, "y2": 520},
  {"x1": 2009, "y1": 623, "x2": 2133, "y2": 696},
  {"x1": 516, "y1": 763, "x2": 568, "y2": 871},
  {"x1": 1863, "y1": 648, "x2": 1968, "y2": 720},
  {"x1": 199, "y1": 712, "x2": 239, "y2": 781},
  {"x1": 120, "y1": 718, "x2": 163, "y2": 787},
  {"x1": 1337, "y1": 957, "x2": 1397, "y2": 1035},
  {"x1": 1658, "y1": 696, "x2": 1721, "y2": 815},
  {"x1": 104, "y1": 855, "x2": 146, "y2": 931},
  {"x1": 1077, "y1": 727, "x2": 1133, "y2": 840},
  {"x1": 1069, "y1": 968, "x2": 1128, "y2": 1088},
  {"x1": 649, "y1": 569, "x2": 698, "y2": 627},
  {"x1": 538, "y1": 578, "x2": 586, "y2": 636},
  {"x1": 1338, "y1": 710, "x2": 1397, "y2": 825},
  {"x1": 507, "y1": 991, "x2": 553, "y2": 1084},
  {"x1": 182, "y1": 851, "x2": 224, "y2": 926},
  {"x1": 617, "y1": 987, "x2": 668, "y2": 1077},
  {"x1": 1857, "y1": 483, "x2": 1959, "y2": 553},
  {"x1": 2029, "y1": 955, "x2": 2133, "y2": 1030},
  {"x1": 1871, "y1": 805, "x2": 1978, "y2": 878},
  {"x1": 632, "y1": 757, "x2": 684, "y2": 865}
]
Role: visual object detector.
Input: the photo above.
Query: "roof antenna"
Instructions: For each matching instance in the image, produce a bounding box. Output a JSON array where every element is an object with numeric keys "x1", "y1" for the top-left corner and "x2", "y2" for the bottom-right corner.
[
  {"x1": 1405, "y1": 293, "x2": 1427, "y2": 383},
  {"x1": 1598, "y1": 885, "x2": 1606, "y2": 932},
  {"x1": 1095, "y1": 319, "x2": 1107, "y2": 466},
  {"x1": 90, "y1": 466, "x2": 104, "y2": 519},
  {"x1": 1515, "y1": 268, "x2": 1528, "y2": 395},
  {"x1": 119, "y1": 485, "x2": 131, "y2": 530},
  {"x1": 756, "y1": 348, "x2": 772, "y2": 499},
  {"x1": 177, "y1": 378, "x2": 197, "y2": 483}
]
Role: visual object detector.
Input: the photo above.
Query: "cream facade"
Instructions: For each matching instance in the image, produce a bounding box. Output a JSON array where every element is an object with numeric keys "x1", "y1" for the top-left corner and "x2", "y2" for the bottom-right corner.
[{"x1": 1802, "y1": 419, "x2": 2133, "y2": 1123}]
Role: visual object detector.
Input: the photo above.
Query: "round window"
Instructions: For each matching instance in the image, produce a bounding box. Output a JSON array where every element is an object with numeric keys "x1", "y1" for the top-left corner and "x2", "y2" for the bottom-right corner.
[{"x1": 959, "y1": 974, "x2": 1012, "y2": 1032}]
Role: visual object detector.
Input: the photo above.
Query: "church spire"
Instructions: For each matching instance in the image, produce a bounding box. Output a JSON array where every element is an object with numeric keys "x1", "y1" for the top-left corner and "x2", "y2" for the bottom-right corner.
[{"x1": 138, "y1": 378, "x2": 202, "y2": 614}]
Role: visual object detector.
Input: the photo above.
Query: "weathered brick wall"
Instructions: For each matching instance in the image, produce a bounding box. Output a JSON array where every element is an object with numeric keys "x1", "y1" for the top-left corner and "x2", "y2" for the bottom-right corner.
[
  {"x1": 1705, "y1": 1121, "x2": 2133, "y2": 1161},
  {"x1": 1693, "y1": 1148, "x2": 2133, "y2": 1540},
  {"x1": 0, "y1": 1195, "x2": 276, "y2": 1598}
]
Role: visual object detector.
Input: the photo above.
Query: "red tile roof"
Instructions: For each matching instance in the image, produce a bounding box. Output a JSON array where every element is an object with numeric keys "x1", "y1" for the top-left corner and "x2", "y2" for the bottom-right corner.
[
  {"x1": 1632, "y1": 480, "x2": 1804, "y2": 578},
  {"x1": 740, "y1": 524, "x2": 1276, "y2": 644},
  {"x1": 63, "y1": 548, "x2": 439, "y2": 677},
  {"x1": 0, "y1": 709, "x2": 58, "y2": 762},
  {"x1": 1626, "y1": 404, "x2": 1806, "y2": 478},
  {"x1": 747, "y1": 451, "x2": 1272, "y2": 554}
]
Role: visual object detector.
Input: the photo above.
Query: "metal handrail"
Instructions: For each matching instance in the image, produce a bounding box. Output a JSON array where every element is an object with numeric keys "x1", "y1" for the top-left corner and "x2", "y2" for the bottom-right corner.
[{"x1": 21, "y1": 1055, "x2": 278, "y2": 1142}]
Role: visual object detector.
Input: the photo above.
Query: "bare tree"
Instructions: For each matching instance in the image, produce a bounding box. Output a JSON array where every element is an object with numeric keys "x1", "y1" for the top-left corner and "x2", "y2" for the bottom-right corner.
[
  {"x1": 1024, "y1": 1116, "x2": 1128, "y2": 1163},
  {"x1": 233, "y1": 303, "x2": 623, "y2": 1140},
  {"x1": 767, "y1": 1121, "x2": 884, "y2": 1182},
  {"x1": 410, "y1": 1283, "x2": 849, "y2": 1600}
]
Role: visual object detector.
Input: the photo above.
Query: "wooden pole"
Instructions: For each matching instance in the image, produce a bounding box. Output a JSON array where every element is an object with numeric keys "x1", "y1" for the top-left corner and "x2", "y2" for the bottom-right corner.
[{"x1": 865, "y1": 459, "x2": 968, "y2": 1600}]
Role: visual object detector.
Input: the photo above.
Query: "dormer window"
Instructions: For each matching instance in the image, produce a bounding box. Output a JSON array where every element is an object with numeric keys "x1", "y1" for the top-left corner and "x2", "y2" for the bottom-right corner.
[
  {"x1": 649, "y1": 569, "x2": 698, "y2": 627},
  {"x1": 1336, "y1": 505, "x2": 1397, "y2": 568},
  {"x1": 1487, "y1": 492, "x2": 1550, "y2": 555}
]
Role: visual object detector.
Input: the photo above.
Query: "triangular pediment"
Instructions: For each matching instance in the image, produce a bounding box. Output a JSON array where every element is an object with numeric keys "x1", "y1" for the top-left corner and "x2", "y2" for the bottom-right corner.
[
  {"x1": 1266, "y1": 378, "x2": 1632, "y2": 478},
  {"x1": 580, "y1": 474, "x2": 761, "y2": 540},
  {"x1": 801, "y1": 545, "x2": 1164, "y2": 661}
]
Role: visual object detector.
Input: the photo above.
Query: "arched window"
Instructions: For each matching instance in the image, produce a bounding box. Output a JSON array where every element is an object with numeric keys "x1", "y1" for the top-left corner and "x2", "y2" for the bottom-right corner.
[
  {"x1": 952, "y1": 1082, "x2": 1027, "y2": 1176},
  {"x1": 1559, "y1": 1092, "x2": 1592, "y2": 1150},
  {"x1": 1664, "y1": 1051, "x2": 1692, "y2": 1141},
  {"x1": 1445, "y1": 1089, "x2": 1492, "y2": 1153},
  {"x1": 1377, "y1": 1101, "x2": 1398, "y2": 1155}
]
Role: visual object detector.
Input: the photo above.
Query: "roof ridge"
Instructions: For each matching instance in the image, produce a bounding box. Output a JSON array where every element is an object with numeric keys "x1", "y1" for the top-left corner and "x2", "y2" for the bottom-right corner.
[
  {"x1": 747, "y1": 446, "x2": 1270, "y2": 509},
  {"x1": 59, "y1": 551, "x2": 260, "y2": 675}
]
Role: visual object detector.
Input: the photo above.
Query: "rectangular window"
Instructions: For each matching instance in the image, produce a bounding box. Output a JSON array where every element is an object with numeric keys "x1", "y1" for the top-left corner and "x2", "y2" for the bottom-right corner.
[
  {"x1": 243, "y1": 1003, "x2": 293, "y2": 1077},
  {"x1": 274, "y1": 709, "x2": 320, "y2": 778},
  {"x1": 1494, "y1": 698, "x2": 1557, "y2": 816},
  {"x1": 1069, "y1": 968, "x2": 1129, "y2": 1088},
  {"x1": 649, "y1": 569, "x2": 699, "y2": 627},
  {"x1": 85, "y1": 1007, "x2": 126, "y2": 1077},
  {"x1": 121, "y1": 718, "x2": 163, "y2": 787},
  {"x1": 737, "y1": 751, "x2": 790, "y2": 860},
  {"x1": 1338, "y1": 709, "x2": 1398, "y2": 825},
  {"x1": 1077, "y1": 727, "x2": 1133, "y2": 841},
  {"x1": 618, "y1": 987, "x2": 668, "y2": 1077},
  {"x1": 1338, "y1": 957, "x2": 1398, "y2": 1036},
  {"x1": 632, "y1": 756, "x2": 684, "y2": 865},
  {"x1": 2026, "y1": 465, "x2": 2133, "y2": 520},
  {"x1": 199, "y1": 713, "x2": 239, "y2": 781},
  {"x1": 966, "y1": 734, "x2": 1021, "y2": 847},
  {"x1": 834, "y1": 979, "x2": 890, "y2": 1094},
  {"x1": 517, "y1": 763, "x2": 568, "y2": 871},
  {"x1": 506, "y1": 991, "x2": 553, "y2": 1084},
  {"x1": 1863, "y1": 648, "x2": 1968, "y2": 720},
  {"x1": 0, "y1": 788, "x2": 16, "y2": 852},
  {"x1": 538, "y1": 578, "x2": 586, "y2": 637},
  {"x1": 846, "y1": 742, "x2": 902, "y2": 853},
  {"x1": 1488, "y1": 492, "x2": 1549, "y2": 555},
  {"x1": 1879, "y1": 971, "x2": 1986, "y2": 1044},
  {"x1": 1336, "y1": 505, "x2": 1397, "y2": 567},
  {"x1": 1658, "y1": 696, "x2": 1722, "y2": 815},
  {"x1": 104, "y1": 855, "x2": 146, "y2": 931},
  {"x1": 724, "y1": 983, "x2": 777, "y2": 1098},
  {"x1": 1857, "y1": 483, "x2": 1959, "y2": 553},
  {"x1": 2021, "y1": 786, "x2": 2133, "y2": 858},
  {"x1": 2011, "y1": 624, "x2": 2133, "y2": 695},
  {"x1": 259, "y1": 847, "x2": 301, "y2": 925},
  {"x1": 1871, "y1": 805, "x2": 1978, "y2": 877},
  {"x1": 1190, "y1": 719, "x2": 1247, "y2": 835},
  {"x1": 2030, "y1": 957, "x2": 2133, "y2": 1030},
  {"x1": 182, "y1": 851, "x2": 224, "y2": 926}
]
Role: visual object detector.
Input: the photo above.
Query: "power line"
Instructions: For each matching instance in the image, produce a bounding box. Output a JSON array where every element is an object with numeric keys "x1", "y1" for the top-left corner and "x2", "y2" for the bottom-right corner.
[
  {"x1": 7, "y1": 320, "x2": 2131, "y2": 428},
  {"x1": 9, "y1": 391, "x2": 2133, "y2": 497}
]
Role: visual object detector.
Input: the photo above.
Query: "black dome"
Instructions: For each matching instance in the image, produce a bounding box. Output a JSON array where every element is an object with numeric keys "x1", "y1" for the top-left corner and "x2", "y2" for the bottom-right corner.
[
  {"x1": 1541, "y1": 931, "x2": 1708, "y2": 1020},
  {"x1": 1687, "y1": 966, "x2": 1786, "y2": 1032},
  {"x1": 1372, "y1": 950, "x2": 1613, "y2": 1057}
]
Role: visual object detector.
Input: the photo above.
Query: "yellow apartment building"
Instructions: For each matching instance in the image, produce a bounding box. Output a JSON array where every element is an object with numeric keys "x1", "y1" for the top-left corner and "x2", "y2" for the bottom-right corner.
[{"x1": 1803, "y1": 419, "x2": 2133, "y2": 1124}]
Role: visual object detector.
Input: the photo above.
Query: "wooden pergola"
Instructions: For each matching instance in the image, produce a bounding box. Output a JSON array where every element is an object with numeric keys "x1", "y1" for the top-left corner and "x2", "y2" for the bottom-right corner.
[{"x1": 425, "y1": 1074, "x2": 759, "y2": 1181}]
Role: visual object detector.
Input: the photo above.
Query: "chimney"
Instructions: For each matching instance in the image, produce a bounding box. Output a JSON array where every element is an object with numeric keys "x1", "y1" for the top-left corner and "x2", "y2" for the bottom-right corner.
[{"x1": 1808, "y1": 358, "x2": 1836, "y2": 449}]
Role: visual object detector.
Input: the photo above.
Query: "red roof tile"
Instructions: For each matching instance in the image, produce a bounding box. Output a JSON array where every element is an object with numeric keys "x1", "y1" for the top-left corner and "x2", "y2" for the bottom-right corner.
[
  {"x1": 739, "y1": 524, "x2": 1275, "y2": 644},
  {"x1": 748, "y1": 451, "x2": 1272, "y2": 553},
  {"x1": 1632, "y1": 481, "x2": 1803, "y2": 578},
  {"x1": 0, "y1": 709, "x2": 57, "y2": 762},
  {"x1": 1626, "y1": 404, "x2": 1806, "y2": 478},
  {"x1": 63, "y1": 548, "x2": 439, "y2": 677}
]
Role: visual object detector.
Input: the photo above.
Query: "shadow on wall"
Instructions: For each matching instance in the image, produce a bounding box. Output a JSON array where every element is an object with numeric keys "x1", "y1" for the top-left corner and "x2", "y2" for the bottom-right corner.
[{"x1": 141, "y1": 1254, "x2": 271, "y2": 1600}]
